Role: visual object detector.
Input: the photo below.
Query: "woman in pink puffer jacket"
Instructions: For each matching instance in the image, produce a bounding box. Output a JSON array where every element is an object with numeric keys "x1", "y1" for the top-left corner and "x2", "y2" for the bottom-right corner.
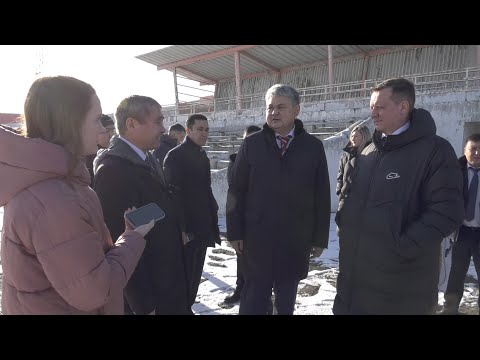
[{"x1": 0, "y1": 76, "x2": 153, "y2": 315}]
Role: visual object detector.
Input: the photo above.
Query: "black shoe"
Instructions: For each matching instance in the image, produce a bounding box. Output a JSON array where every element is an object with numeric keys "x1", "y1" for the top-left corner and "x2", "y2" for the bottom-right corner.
[{"x1": 224, "y1": 290, "x2": 241, "y2": 304}]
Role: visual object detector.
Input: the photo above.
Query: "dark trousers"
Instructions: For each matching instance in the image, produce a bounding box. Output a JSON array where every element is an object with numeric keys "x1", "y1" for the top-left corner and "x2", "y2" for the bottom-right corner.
[
  {"x1": 184, "y1": 242, "x2": 208, "y2": 307},
  {"x1": 235, "y1": 253, "x2": 245, "y2": 291},
  {"x1": 234, "y1": 254, "x2": 273, "y2": 314},
  {"x1": 239, "y1": 277, "x2": 299, "y2": 315},
  {"x1": 445, "y1": 225, "x2": 480, "y2": 309},
  {"x1": 333, "y1": 295, "x2": 371, "y2": 315}
]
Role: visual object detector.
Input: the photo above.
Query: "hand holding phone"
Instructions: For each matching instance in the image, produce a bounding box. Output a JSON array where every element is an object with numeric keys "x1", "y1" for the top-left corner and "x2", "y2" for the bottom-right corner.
[
  {"x1": 124, "y1": 208, "x2": 153, "y2": 238},
  {"x1": 125, "y1": 203, "x2": 166, "y2": 228},
  {"x1": 124, "y1": 208, "x2": 155, "y2": 236},
  {"x1": 123, "y1": 204, "x2": 161, "y2": 237},
  {"x1": 132, "y1": 219, "x2": 155, "y2": 238}
]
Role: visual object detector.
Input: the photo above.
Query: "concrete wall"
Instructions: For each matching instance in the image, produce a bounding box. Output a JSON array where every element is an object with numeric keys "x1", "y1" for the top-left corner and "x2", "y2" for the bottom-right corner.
[
  {"x1": 164, "y1": 98, "x2": 372, "y2": 133},
  {"x1": 210, "y1": 90, "x2": 480, "y2": 217},
  {"x1": 417, "y1": 91, "x2": 480, "y2": 156},
  {"x1": 211, "y1": 169, "x2": 228, "y2": 217}
]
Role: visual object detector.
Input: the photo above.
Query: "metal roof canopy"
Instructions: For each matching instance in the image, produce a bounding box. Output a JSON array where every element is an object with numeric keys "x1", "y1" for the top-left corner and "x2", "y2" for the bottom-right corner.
[
  {"x1": 136, "y1": 45, "x2": 423, "y2": 85},
  {"x1": 136, "y1": 45, "x2": 426, "y2": 110}
]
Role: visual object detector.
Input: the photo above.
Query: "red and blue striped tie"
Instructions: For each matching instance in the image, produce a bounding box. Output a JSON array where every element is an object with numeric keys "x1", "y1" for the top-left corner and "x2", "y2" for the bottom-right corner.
[{"x1": 278, "y1": 135, "x2": 291, "y2": 156}]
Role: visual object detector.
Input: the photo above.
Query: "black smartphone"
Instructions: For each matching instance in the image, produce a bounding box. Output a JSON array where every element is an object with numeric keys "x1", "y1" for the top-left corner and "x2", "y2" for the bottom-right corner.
[{"x1": 125, "y1": 203, "x2": 166, "y2": 228}]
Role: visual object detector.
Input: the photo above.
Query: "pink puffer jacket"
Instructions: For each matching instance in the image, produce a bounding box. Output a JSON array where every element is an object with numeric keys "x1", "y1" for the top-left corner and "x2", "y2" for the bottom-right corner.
[{"x1": 0, "y1": 125, "x2": 146, "y2": 314}]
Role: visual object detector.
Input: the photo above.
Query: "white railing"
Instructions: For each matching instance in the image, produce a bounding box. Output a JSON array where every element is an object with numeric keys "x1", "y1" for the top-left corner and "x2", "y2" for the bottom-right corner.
[{"x1": 162, "y1": 67, "x2": 480, "y2": 118}]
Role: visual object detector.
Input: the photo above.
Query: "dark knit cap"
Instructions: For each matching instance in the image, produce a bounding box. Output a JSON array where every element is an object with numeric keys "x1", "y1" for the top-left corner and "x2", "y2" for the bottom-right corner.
[{"x1": 100, "y1": 114, "x2": 114, "y2": 127}]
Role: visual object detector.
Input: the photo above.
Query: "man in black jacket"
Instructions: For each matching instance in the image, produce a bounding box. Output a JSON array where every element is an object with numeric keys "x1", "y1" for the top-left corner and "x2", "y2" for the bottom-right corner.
[
  {"x1": 440, "y1": 134, "x2": 480, "y2": 315},
  {"x1": 153, "y1": 123, "x2": 186, "y2": 165},
  {"x1": 226, "y1": 84, "x2": 331, "y2": 315},
  {"x1": 223, "y1": 125, "x2": 261, "y2": 305},
  {"x1": 93, "y1": 95, "x2": 190, "y2": 315},
  {"x1": 85, "y1": 114, "x2": 115, "y2": 185},
  {"x1": 163, "y1": 114, "x2": 221, "y2": 314},
  {"x1": 334, "y1": 78, "x2": 464, "y2": 315}
]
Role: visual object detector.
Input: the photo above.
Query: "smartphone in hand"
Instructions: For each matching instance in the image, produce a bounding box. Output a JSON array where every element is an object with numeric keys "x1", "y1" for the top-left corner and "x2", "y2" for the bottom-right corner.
[{"x1": 125, "y1": 203, "x2": 166, "y2": 228}]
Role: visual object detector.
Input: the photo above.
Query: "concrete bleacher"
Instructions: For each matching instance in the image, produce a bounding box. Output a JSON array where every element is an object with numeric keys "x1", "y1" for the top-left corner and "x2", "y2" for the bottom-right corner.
[
  {"x1": 204, "y1": 120, "x2": 351, "y2": 170},
  {"x1": 161, "y1": 67, "x2": 480, "y2": 214},
  {"x1": 204, "y1": 132, "x2": 241, "y2": 169}
]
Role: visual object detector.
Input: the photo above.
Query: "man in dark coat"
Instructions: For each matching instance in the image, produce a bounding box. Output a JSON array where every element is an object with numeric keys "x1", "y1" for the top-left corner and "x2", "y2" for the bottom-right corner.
[
  {"x1": 226, "y1": 84, "x2": 331, "y2": 315},
  {"x1": 223, "y1": 125, "x2": 261, "y2": 305},
  {"x1": 153, "y1": 123, "x2": 186, "y2": 165},
  {"x1": 85, "y1": 114, "x2": 115, "y2": 185},
  {"x1": 163, "y1": 114, "x2": 221, "y2": 313},
  {"x1": 334, "y1": 78, "x2": 464, "y2": 315},
  {"x1": 440, "y1": 133, "x2": 480, "y2": 315},
  {"x1": 92, "y1": 95, "x2": 190, "y2": 315}
]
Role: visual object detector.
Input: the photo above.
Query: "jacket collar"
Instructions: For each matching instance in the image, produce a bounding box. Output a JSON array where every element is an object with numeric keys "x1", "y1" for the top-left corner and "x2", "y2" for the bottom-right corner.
[
  {"x1": 94, "y1": 135, "x2": 149, "y2": 173},
  {"x1": 262, "y1": 118, "x2": 306, "y2": 137},
  {"x1": 372, "y1": 108, "x2": 436, "y2": 152},
  {"x1": 184, "y1": 135, "x2": 205, "y2": 151}
]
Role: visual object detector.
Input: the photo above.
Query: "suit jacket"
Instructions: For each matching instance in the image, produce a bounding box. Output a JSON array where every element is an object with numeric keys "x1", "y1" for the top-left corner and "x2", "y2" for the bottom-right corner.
[
  {"x1": 226, "y1": 119, "x2": 331, "y2": 281},
  {"x1": 164, "y1": 136, "x2": 221, "y2": 248},
  {"x1": 93, "y1": 136, "x2": 190, "y2": 314}
]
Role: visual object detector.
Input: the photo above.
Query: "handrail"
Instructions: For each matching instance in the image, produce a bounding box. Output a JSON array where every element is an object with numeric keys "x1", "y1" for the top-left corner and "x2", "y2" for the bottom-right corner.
[{"x1": 162, "y1": 67, "x2": 480, "y2": 117}]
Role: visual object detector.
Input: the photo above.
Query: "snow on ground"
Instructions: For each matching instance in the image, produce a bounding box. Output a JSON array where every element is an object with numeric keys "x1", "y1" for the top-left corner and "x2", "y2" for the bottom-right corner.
[
  {"x1": 192, "y1": 216, "x2": 339, "y2": 315},
  {"x1": 193, "y1": 216, "x2": 479, "y2": 315},
  {"x1": 0, "y1": 207, "x2": 478, "y2": 315}
]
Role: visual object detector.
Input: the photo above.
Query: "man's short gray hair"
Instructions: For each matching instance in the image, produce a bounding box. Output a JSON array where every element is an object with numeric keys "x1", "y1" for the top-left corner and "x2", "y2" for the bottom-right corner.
[
  {"x1": 115, "y1": 95, "x2": 161, "y2": 136},
  {"x1": 265, "y1": 84, "x2": 300, "y2": 106}
]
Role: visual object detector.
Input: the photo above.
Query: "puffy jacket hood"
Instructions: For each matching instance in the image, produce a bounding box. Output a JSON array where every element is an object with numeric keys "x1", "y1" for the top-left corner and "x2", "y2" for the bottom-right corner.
[
  {"x1": 0, "y1": 125, "x2": 90, "y2": 206},
  {"x1": 372, "y1": 108, "x2": 436, "y2": 151}
]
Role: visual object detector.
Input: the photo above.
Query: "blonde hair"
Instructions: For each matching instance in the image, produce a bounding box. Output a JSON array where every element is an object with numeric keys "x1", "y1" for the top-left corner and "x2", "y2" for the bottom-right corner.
[
  {"x1": 22, "y1": 76, "x2": 96, "y2": 182},
  {"x1": 350, "y1": 124, "x2": 372, "y2": 151}
]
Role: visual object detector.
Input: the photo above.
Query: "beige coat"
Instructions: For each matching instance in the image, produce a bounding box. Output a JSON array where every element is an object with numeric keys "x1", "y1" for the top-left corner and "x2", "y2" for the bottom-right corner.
[{"x1": 0, "y1": 125, "x2": 146, "y2": 314}]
